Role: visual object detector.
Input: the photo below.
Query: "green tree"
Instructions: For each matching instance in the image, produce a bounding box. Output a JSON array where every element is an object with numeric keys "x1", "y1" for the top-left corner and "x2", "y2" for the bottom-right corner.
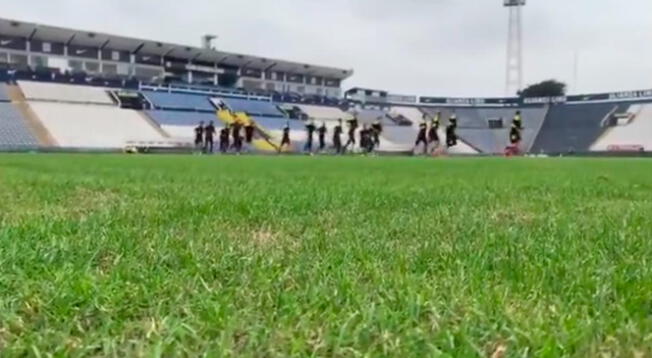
[{"x1": 518, "y1": 80, "x2": 567, "y2": 98}]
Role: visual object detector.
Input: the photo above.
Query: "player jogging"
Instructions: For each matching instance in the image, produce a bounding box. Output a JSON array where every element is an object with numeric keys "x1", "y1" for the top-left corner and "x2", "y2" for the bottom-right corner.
[
  {"x1": 194, "y1": 121, "x2": 204, "y2": 152},
  {"x1": 232, "y1": 120, "x2": 243, "y2": 154},
  {"x1": 446, "y1": 113, "x2": 458, "y2": 148},
  {"x1": 428, "y1": 111, "x2": 441, "y2": 152},
  {"x1": 244, "y1": 120, "x2": 255, "y2": 145},
  {"x1": 203, "y1": 121, "x2": 216, "y2": 154},
  {"x1": 371, "y1": 118, "x2": 383, "y2": 151},
  {"x1": 278, "y1": 121, "x2": 291, "y2": 153},
  {"x1": 414, "y1": 121, "x2": 428, "y2": 154},
  {"x1": 318, "y1": 122, "x2": 327, "y2": 152},
  {"x1": 333, "y1": 119, "x2": 343, "y2": 154},
  {"x1": 304, "y1": 119, "x2": 317, "y2": 153},
  {"x1": 359, "y1": 124, "x2": 371, "y2": 153},
  {"x1": 506, "y1": 111, "x2": 523, "y2": 156},
  {"x1": 344, "y1": 117, "x2": 359, "y2": 152},
  {"x1": 219, "y1": 125, "x2": 230, "y2": 153}
]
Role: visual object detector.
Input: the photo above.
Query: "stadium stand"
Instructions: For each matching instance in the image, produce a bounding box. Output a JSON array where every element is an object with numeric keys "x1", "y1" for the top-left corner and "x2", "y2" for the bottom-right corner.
[
  {"x1": 0, "y1": 103, "x2": 39, "y2": 148},
  {"x1": 391, "y1": 107, "x2": 422, "y2": 125},
  {"x1": 18, "y1": 81, "x2": 114, "y2": 105},
  {"x1": 147, "y1": 111, "x2": 222, "y2": 139},
  {"x1": 296, "y1": 104, "x2": 352, "y2": 121},
  {"x1": 422, "y1": 107, "x2": 486, "y2": 129},
  {"x1": 217, "y1": 97, "x2": 283, "y2": 117},
  {"x1": 531, "y1": 103, "x2": 621, "y2": 154},
  {"x1": 29, "y1": 102, "x2": 165, "y2": 148},
  {"x1": 475, "y1": 107, "x2": 548, "y2": 153},
  {"x1": 352, "y1": 109, "x2": 394, "y2": 125},
  {"x1": 0, "y1": 83, "x2": 11, "y2": 102},
  {"x1": 142, "y1": 91, "x2": 215, "y2": 112},
  {"x1": 592, "y1": 103, "x2": 652, "y2": 151}
]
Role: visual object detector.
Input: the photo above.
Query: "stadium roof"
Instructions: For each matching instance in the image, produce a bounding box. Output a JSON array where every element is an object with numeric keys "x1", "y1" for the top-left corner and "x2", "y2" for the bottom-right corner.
[{"x1": 0, "y1": 17, "x2": 354, "y2": 80}]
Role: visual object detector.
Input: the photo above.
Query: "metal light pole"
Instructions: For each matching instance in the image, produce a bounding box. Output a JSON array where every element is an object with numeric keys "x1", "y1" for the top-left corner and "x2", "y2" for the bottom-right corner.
[{"x1": 504, "y1": 0, "x2": 525, "y2": 96}]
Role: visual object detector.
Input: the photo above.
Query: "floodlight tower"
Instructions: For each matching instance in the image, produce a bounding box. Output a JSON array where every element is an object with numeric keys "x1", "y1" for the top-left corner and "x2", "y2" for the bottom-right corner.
[
  {"x1": 504, "y1": 0, "x2": 525, "y2": 96},
  {"x1": 202, "y1": 34, "x2": 217, "y2": 50}
]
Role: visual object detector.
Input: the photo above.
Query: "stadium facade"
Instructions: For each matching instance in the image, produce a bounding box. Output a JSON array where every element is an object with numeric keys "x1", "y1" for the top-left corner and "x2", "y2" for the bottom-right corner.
[{"x1": 1, "y1": 17, "x2": 652, "y2": 155}]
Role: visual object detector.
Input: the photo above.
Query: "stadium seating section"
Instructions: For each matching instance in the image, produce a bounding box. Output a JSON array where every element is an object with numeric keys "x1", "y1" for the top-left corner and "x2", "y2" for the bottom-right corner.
[
  {"x1": 30, "y1": 102, "x2": 164, "y2": 148},
  {"x1": 296, "y1": 104, "x2": 352, "y2": 121},
  {"x1": 0, "y1": 83, "x2": 10, "y2": 102},
  {"x1": 531, "y1": 103, "x2": 621, "y2": 153},
  {"x1": 143, "y1": 91, "x2": 215, "y2": 112},
  {"x1": 19, "y1": 81, "x2": 114, "y2": 105},
  {"x1": 147, "y1": 111, "x2": 223, "y2": 139},
  {"x1": 3, "y1": 77, "x2": 652, "y2": 154},
  {"x1": 0, "y1": 103, "x2": 39, "y2": 148},
  {"x1": 218, "y1": 97, "x2": 283, "y2": 117},
  {"x1": 592, "y1": 104, "x2": 652, "y2": 151},
  {"x1": 353, "y1": 109, "x2": 394, "y2": 125}
]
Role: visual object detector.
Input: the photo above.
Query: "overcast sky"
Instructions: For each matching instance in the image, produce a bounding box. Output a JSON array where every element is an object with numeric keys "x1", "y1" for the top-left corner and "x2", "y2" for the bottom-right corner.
[{"x1": 3, "y1": 0, "x2": 652, "y2": 97}]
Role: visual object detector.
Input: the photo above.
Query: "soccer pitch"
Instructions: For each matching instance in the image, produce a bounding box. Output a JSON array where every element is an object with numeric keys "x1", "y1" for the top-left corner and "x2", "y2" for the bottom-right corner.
[{"x1": 1, "y1": 154, "x2": 651, "y2": 357}]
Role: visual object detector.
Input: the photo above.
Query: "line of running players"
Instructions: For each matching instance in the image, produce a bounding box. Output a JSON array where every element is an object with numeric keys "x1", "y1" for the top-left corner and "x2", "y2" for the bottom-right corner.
[
  {"x1": 194, "y1": 120, "x2": 256, "y2": 154},
  {"x1": 415, "y1": 110, "x2": 523, "y2": 154},
  {"x1": 193, "y1": 110, "x2": 523, "y2": 155},
  {"x1": 414, "y1": 111, "x2": 459, "y2": 154},
  {"x1": 278, "y1": 118, "x2": 383, "y2": 154}
]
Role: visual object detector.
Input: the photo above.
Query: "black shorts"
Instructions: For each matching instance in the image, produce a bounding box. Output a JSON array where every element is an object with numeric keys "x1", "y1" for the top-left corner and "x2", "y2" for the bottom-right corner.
[{"x1": 428, "y1": 130, "x2": 438, "y2": 142}]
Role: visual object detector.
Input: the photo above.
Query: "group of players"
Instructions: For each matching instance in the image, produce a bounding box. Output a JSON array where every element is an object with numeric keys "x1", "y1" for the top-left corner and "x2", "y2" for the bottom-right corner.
[
  {"x1": 193, "y1": 109, "x2": 524, "y2": 155},
  {"x1": 194, "y1": 120, "x2": 257, "y2": 154},
  {"x1": 277, "y1": 118, "x2": 384, "y2": 154},
  {"x1": 413, "y1": 111, "x2": 459, "y2": 154}
]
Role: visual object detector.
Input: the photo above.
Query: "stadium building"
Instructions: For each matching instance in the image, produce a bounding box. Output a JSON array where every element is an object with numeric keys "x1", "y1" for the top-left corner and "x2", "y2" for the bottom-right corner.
[{"x1": 1, "y1": 17, "x2": 652, "y2": 155}]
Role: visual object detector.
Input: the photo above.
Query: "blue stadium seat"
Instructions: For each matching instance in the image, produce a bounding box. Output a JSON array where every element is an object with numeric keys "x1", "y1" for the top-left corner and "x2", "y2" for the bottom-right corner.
[
  {"x1": 0, "y1": 103, "x2": 39, "y2": 148},
  {"x1": 143, "y1": 91, "x2": 215, "y2": 112},
  {"x1": 147, "y1": 110, "x2": 222, "y2": 127},
  {"x1": 531, "y1": 103, "x2": 622, "y2": 153},
  {"x1": 0, "y1": 84, "x2": 10, "y2": 102},
  {"x1": 220, "y1": 98, "x2": 283, "y2": 117},
  {"x1": 252, "y1": 116, "x2": 303, "y2": 131}
]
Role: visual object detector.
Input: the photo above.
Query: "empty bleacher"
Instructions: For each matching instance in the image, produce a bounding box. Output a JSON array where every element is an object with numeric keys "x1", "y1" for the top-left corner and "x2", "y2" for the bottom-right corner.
[
  {"x1": 18, "y1": 81, "x2": 114, "y2": 105},
  {"x1": 0, "y1": 103, "x2": 39, "y2": 148},
  {"x1": 296, "y1": 104, "x2": 352, "y2": 121},
  {"x1": 0, "y1": 83, "x2": 10, "y2": 102},
  {"x1": 531, "y1": 103, "x2": 620, "y2": 153},
  {"x1": 391, "y1": 107, "x2": 422, "y2": 125},
  {"x1": 352, "y1": 109, "x2": 394, "y2": 125},
  {"x1": 253, "y1": 117, "x2": 303, "y2": 139},
  {"x1": 592, "y1": 103, "x2": 652, "y2": 151},
  {"x1": 147, "y1": 111, "x2": 222, "y2": 139},
  {"x1": 30, "y1": 102, "x2": 165, "y2": 148},
  {"x1": 218, "y1": 97, "x2": 283, "y2": 117},
  {"x1": 475, "y1": 107, "x2": 548, "y2": 153},
  {"x1": 143, "y1": 91, "x2": 215, "y2": 112}
]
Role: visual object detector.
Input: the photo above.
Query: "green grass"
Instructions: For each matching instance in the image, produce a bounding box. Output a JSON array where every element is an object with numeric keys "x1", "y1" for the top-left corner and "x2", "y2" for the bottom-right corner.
[{"x1": 1, "y1": 154, "x2": 652, "y2": 357}]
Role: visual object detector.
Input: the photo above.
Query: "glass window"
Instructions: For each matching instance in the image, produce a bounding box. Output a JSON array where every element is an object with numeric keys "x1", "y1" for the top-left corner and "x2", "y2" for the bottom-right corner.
[
  {"x1": 42, "y1": 42, "x2": 52, "y2": 53},
  {"x1": 69, "y1": 60, "x2": 84, "y2": 71},
  {"x1": 134, "y1": 66, "x2": 163, "y2": 79},
  {"x1": 0, "y1": 52, "x2": 8, "y2": 63},
  {"x1": 103, "y1": 63, "x2": 117, "y2": 75},
  {"x1": 32, "y1": 55, "x2": 48, "y2": 68},
  {"x1": 117, "y1": 64, "x2": 130, "y2": 75},
  {"x1": 85, "y1": 61, "x2": 100, "y2": 73},
  {"x1": 112, "y1": 51, "x2": 120, "y2": 61},
  {"x1": 9, "y1": 54, "x2": 28, "y2": 66}
]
